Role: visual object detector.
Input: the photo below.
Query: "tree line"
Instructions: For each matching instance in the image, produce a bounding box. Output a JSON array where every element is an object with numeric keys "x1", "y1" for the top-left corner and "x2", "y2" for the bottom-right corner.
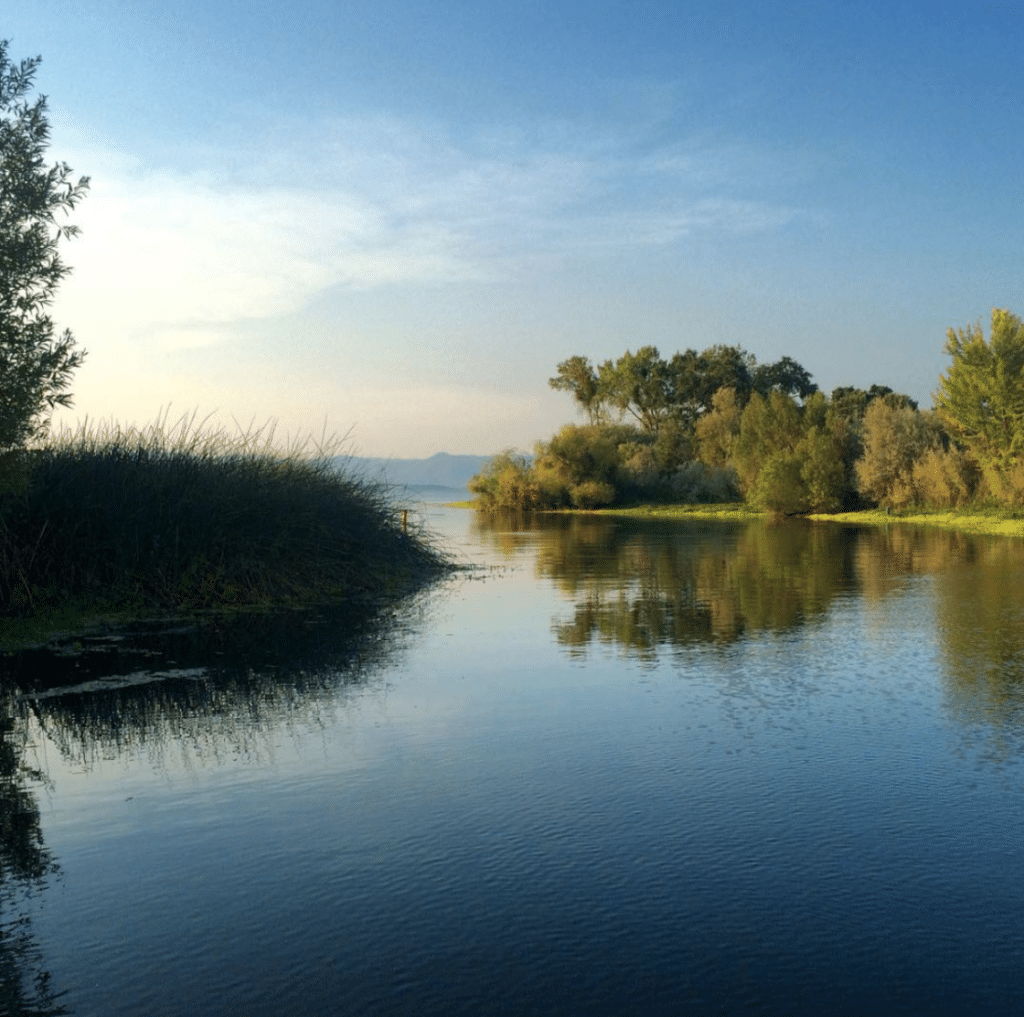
[{"x1": 471, "y1": 310, "x2": 1024, "y2": 514}]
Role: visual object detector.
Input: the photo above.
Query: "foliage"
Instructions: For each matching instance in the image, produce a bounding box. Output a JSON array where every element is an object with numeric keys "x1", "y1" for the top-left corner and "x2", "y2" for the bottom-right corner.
[
  {"x1": 854, "y1": 399, "x2": 939, "y2": 508},
  {"x1": 534, "y1": 424, "x2": 638, "y2": 507},
  {"x1": 569, "y1": 479, "x2": 617, "y2": 509},
  {"x1": 695, "y1": 387, "x2": 742, "y2": 467},
  {"x1": 548, "y1": 355, "x2": 605, "y2": 424},
  {"x1": 533, "y1": 317, "x2": 1024, "y2": 516},
  {"x1": 470, "y1": 419, "x2": 739, "y2": 511},
  {"x1": 0, "y1": 412, "x2": 449, "y2": 615},
  {"x1": 549, "y1": 344, "x2": 817, "y2": 440},
  {"x1": 751, "y1": 356, "x2": 818, "y2": 401},
  {"x1": 719, "y1": 390, "x2": 855, "y2": 513},
  {"x1": 468, "y1": 449, "x2": 540, "y2": 511},
  {"x1": 910, "y1": 446, "x2": 978, "y2": 508},
  {"x1": 751, "y1": 451, "x2": 808, "y2": 514},
  {"x1": 663, "y1": 344, "x2": 757, "y2": 422},
  {"x1": 800, "y1": 422, "x2": 849, "y2": 513},
  {"x1": 596, "y1": 346, "x2": 682, "y2": 433},
  {"x1": 976, "y1": 460, "x2": 1024, "y2": 506},
  {"x1": 731, "y1": 390, "x2": 805, "y2": 496},
  {"x1": 0, "y1": 41, "x2": 89, "y2": 453},
  {"x1": 934, "y1": 308, "x2": 1024, "y2": 477},
  {"x1": 827, "y1": 386, "x2": 918, "y2": 472},
  {"x1": 665, "y1": 461, "x2": 739, "y2": 504}
]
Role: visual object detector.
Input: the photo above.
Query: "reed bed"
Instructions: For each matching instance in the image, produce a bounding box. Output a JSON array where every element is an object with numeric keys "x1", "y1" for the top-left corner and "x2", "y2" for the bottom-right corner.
[{"x1": 0, "y1": 411, "x2": 450, "y2": 621}]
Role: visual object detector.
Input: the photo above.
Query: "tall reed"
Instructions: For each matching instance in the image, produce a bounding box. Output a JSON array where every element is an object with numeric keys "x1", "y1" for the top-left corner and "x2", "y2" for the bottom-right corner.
[{"x1": 0, "y1": 411, "x2": 449, "y2": 618}]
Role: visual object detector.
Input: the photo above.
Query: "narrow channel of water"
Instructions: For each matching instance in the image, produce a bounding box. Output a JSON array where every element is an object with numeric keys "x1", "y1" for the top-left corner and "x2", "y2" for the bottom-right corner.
[{"x1": 2, "y1": 508, "x2": 1023, "y2": 1015}]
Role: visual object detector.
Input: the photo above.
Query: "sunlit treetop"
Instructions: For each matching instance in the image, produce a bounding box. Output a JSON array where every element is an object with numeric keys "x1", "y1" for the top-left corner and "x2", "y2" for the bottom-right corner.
[{"x1": 935, "y1": 308, "x2": 1024, "y2": 473}]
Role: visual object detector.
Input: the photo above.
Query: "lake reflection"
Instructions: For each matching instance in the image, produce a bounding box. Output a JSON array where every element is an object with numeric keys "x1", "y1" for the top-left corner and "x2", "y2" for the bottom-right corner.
[
  {"x1": 475, "y1": 513, "x2": 1024, "y2": 736},
  {"x1": 5, "y1": 510, "x2": 1024, "y2": 1015}
]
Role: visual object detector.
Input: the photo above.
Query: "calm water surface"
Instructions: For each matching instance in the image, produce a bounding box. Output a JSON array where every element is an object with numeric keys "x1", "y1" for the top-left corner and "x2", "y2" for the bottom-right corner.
[{"x1": 3, "y1": 507, "x2": 1024, "y2": 1015}]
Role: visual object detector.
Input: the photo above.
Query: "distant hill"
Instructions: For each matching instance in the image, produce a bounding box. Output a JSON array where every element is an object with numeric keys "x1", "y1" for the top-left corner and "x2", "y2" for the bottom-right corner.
[{"x1": 331, "y1": 452, "x2": 493, "y2": 492}]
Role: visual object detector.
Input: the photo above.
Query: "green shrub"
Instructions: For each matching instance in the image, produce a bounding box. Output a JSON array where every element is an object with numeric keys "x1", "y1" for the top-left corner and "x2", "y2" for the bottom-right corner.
[
  {"x1": 535, "y1": 423, "x2": 644, "y2": 507},
  {"x1": 569, "y1": 480, "x2": 616, "y2": 509},
  {"x1": 911, "y1": 447, "x2": 979, "y2": 507},
  {"x1": 800, "y1": 424, "x2": 850, "y2": 512},
  {"x1": 666, "y1": 461, "x2": 740, "y2": 503},
  {"x1": 976, "y1": 461, "x2": 1024, "y2": 507},
  {"x1": 751, "y1": 452, "x2": 808, "y2": 514},
  {"x1": 468, "y1": 449, "x2": 540, "y2": 511}
]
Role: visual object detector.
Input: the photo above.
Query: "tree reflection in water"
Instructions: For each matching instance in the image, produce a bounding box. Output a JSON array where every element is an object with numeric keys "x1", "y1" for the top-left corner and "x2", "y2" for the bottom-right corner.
[
  {"x1": 0, "y1": 593, "x2": 430, "y2": 1015},
  {"x1": 932, "y1": 538, "x2": 1024, "y2": 752},
  {"x1": 1, "y1": 689, "x2": 67, "y2": 1016},
  {"x1": 473, "y1": 513, "x2": 1024, "y2": 741},
  {"x1": 473, "y1": 513, "x2": 859, "y2": 653},
  {"x1": 8, "y1": 596, "x2": 425, "y2": 775}
]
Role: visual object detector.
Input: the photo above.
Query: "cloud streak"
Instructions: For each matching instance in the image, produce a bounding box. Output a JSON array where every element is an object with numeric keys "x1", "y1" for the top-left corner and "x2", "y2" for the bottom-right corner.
[{"x1": 56, "y1": 118, "x2": 804, "y2": 348}]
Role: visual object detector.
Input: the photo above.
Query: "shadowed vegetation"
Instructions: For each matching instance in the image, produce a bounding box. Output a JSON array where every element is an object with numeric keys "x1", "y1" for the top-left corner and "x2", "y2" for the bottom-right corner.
[{"x1": 0, "y1": 412, "x2": 451, "y2": 632}]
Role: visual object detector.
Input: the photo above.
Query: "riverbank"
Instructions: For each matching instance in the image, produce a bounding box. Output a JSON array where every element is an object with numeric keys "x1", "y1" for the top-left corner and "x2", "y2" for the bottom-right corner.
[
  {"x1": 600, "y1": 503, "x2": 1024, "y2": 536},
  {"x1": 450, "y1": 497, "x2": 1024, "y2": 536},
  {"x1": 604, "y1": 503, "x2": 1024, "y2": 535},
  {"x1": 445, "y1": 499, "x2": 761, "y2": 520},
  {"x1": 807, "y1": 507, "x2": 1024, "y2": 536},
  {"x1": 0, "y1": 415, "x2": 452, "y2": 650}
]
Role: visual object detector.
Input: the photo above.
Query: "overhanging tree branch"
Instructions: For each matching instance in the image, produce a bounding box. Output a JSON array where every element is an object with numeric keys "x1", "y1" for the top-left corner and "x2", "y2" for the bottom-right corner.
[{"x1": 0, "y1": 39, "x2": 88, "y2": 452}]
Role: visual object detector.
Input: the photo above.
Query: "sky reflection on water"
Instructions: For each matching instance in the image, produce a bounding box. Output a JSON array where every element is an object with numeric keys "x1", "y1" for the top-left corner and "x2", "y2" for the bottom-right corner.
[{"x1": 3, "y1": 509, "x2": 1024, "y2": 1015}]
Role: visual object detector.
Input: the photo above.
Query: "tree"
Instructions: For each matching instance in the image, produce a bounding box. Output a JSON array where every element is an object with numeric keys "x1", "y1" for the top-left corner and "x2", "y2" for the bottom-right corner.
[
  {"x1": 752, "y1": 355, "x2": 818, "y2": 402},
  {"x1": 596, "y1": 346, "x2": 679, "y2": 434},
  {"x1": 800, "y1": 422, "x2": 849, "y2": 512},
  {"x1": 688, "y1": 344, "x2": 755, "y2": 410},
  {"x1": 731, "y1": 389, "x2": 805, "y2": 495},
  {"x1": 0, "y1": 40, "x2": 89, "y2": 451},
  {"x1": 934, "y1": 308, "x2": 1024, "y2": 477},
  {"x1": 727, "y1": 389, "x2": 850, "y2": 513},
  {"x1": 534, "y1": 423, "x2": 634, "y2": 507},
  {"x1": 549, "y1": 355, "x2": 605, "y2": 424},
  {"x1": 695, "y1": 386, "x2": 741, "y2": 467},
  {"x1": 549, "y1": 344, "x2": 817, "y2": 453},
  {"x1": 468, "y1": 450, "x2": 541, "y2": 511},
  {"x1": 855, "y1": 399, "x2": 937, "y2": 508}
]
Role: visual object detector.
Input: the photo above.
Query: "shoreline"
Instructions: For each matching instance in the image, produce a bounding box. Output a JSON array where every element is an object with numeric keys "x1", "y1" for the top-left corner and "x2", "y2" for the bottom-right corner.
[
  {"x1": 806, "y1": 508, "x2": 1024, "y2": 537},
  {"x1": 448, "y1": 499, "x2": 1024, "y2": 537}
]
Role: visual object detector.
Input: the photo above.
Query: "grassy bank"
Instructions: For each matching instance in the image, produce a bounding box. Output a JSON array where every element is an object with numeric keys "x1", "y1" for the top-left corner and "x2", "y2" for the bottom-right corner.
[
  {"x1": 808, "y1": 506, "x2": 1024, "y2": 537},
  {"x1": 0, "y1": 414, "x2": 451, "y2": 647},
  {"x1": 449, "y1": 498, "x2": 761, "y2": 520},
  {"x1": 600, "y1": 502, "x2": 1024, "y2": 534},
  {"x1": 456, "y1": 495, "x2": 1024, "y2": 536},
  {"x1": 592, "y1": 502, "x2": 764, "y2": 521}
]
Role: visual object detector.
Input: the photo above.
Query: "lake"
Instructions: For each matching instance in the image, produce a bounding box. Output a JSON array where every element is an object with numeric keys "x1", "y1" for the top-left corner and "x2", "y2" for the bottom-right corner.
[{"x1": 3, "y1": 506, "x2": 1024, "y2": 1015}]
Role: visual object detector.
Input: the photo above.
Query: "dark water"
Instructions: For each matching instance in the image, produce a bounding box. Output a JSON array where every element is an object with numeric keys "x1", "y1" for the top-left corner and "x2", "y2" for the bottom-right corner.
[{"x1": 3, "y1": 509, "x2": 1024, "y2": 1015}]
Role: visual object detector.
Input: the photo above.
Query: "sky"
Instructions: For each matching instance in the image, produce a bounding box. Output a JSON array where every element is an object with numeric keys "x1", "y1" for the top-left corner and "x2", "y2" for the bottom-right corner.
[{"x1": 5, "y1": 2, "x2": 1024, "y2": 457}]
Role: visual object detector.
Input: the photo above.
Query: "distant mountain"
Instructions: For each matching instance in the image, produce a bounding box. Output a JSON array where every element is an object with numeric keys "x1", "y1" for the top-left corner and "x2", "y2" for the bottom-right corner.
[{"x1": 331, "y1": 452, "x2": 493, "y2": 492}]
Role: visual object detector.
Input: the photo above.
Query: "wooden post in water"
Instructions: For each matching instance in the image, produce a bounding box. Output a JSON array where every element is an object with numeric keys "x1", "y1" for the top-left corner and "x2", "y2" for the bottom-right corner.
[{"x1": 402, "y1": 509, "x2": 408, "y2": 533}]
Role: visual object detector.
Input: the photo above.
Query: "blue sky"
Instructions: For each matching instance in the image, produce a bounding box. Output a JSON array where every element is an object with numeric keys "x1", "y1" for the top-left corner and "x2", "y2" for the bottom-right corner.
[{"x1": 7, "y1": 2, "x2": 1023, "y2": 456}]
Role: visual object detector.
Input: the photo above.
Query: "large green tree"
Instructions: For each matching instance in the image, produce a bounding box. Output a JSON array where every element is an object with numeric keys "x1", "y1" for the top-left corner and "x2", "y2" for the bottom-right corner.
[
  {"x1": 597, "y1": 346, "x2": 681, "y2": 433},
  {"x1": 548, "y1": 355, "x2": 605, "y2": 424},
  {"x1": 550, "y1": 344, "x2": 816, "y2": 439},
  {"x1": 751, "y1": 355, "x2": 817, "y2": 402},
  {"x1": 934, "y1": 308, "x2": 1024, "y2": 476},
  {"x1": 0, "y1": 41, "x2": 89, "y2": 452}
]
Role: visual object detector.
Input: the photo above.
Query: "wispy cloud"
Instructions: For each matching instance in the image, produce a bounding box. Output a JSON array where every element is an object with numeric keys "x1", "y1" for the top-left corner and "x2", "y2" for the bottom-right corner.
[{"x1": 56, "y1": 118, "x2": 804, "y2": 349}]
